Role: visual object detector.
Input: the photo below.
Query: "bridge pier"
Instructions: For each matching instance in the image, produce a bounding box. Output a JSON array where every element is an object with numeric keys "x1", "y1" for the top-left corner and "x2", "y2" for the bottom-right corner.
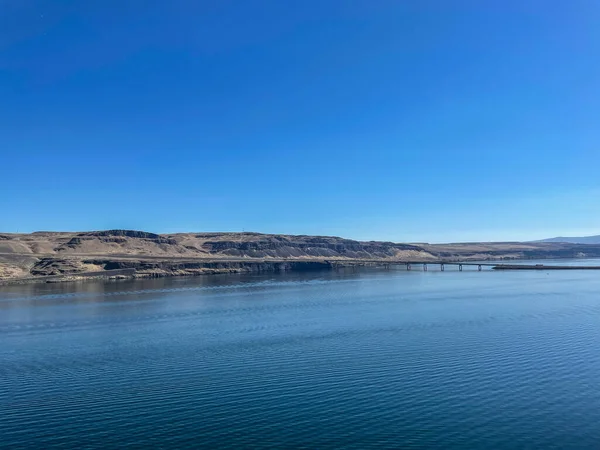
[
  {"x1": 459, "y1": 264, "x2": 463, "y2": 272},
  {"x1": 440, "y1": 263, "x2": 444, "y2": 271},
  {"x1": 406, "y1": 263, "x2": 411, "y2": 271},
  {"x1": 423, "y1": 264, "x2": 427, "y2": 271},
  {"x1": 478, "y1": 264, "x2": 482, "y2": 271}
]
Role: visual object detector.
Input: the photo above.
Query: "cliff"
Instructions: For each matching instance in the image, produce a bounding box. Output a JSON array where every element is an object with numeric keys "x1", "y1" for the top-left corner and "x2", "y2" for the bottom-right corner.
[{"x1": 2, "y1": 229, "x2": 600, "y2": 283}]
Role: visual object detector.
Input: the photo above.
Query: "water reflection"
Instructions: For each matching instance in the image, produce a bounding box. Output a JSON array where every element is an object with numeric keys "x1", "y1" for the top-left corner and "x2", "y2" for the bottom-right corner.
[{"x1": 3, "y1": 265, "x2": 600, "y2": 448}]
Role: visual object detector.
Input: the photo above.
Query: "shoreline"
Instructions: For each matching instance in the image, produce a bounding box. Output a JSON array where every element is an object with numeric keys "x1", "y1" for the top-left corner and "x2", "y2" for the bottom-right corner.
[
  {"x1": 3, "y1": 257, "x2": 600, "y2": 286},
  {"x1": 0, "y1": 260, "x2": 337, "y2": 286},
  {"x1": 4, "y1": 229, "x2": 600, "y2": 286}
]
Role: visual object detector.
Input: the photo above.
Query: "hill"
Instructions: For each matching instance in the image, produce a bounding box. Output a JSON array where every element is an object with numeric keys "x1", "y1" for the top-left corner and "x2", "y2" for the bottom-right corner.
[
  {"x1": 0, "y1": 230, "x2": 431, "y2": 260},
  {"x1": 2, "y1": 229, "x2": 600, "y2": 283},
  {"x1": 536, "y1": 235, "x2": 600, "y2": 244}
]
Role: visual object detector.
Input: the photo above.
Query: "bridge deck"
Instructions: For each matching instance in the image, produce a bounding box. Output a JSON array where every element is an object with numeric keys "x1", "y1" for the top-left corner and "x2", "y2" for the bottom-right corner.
[{"x1": 330, "y1": 260, "x2": 600, "y2": 270}]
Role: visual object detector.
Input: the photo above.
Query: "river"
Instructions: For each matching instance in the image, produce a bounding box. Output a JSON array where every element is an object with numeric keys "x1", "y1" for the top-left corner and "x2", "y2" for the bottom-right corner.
[{"x1": 2, "y1": 263, "x2": 600, "y2": 448}]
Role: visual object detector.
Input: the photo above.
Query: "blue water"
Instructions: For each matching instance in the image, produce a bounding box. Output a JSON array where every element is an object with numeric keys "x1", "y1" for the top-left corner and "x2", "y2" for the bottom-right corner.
[{"x1": 2, "y1": 264, "x2": 600, "y2": 449}]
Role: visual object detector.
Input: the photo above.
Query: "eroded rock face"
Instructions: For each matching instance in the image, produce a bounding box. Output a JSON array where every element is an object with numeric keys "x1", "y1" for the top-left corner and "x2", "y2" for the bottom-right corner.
[
  {"x1": 2, "y1": 229, "x2": 434, "y2": 260},
  {"x1": 12, "y1": 229, "x2": 600, "y2": 285},
  {"x1": 55, "y1": 230, "x2": 178, "y2": 252},
  {"x1": 30, "y1": 258, "x2": 92, "y2": 276},
  {"x1": 81, "y1": 230, "x2": 176, "y2": 244},
  {"x1": 86, "y1": 259, "x2": 333, "y2": 276},
  {"x1": 200, "y1": 235, "x2": 423, "y2": 259},
  {"x1": 84, "y1": 230, "x2": 162, "y2": 240}
]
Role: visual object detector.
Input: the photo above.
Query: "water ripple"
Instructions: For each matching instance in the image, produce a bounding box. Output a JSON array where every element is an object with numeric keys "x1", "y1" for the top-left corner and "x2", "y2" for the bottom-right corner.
[{"x1": 3, "y1": 270, "x2": 600, "y2": 448}]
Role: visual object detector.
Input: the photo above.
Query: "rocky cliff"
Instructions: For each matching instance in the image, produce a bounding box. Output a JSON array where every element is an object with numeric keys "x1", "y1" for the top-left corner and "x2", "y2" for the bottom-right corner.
[{"x1": 2, "y1": 229, "x2": 600, "y2": 283}]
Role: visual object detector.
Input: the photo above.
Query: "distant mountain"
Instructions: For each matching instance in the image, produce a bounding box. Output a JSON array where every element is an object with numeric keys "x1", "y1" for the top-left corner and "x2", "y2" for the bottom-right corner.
[{"x1": 537, "y1": 235, "x2": 600, "y2": 244}]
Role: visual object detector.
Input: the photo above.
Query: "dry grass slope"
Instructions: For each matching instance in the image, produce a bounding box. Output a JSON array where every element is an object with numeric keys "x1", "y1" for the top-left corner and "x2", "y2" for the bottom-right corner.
[{"x1": 2, "y1": 229, "x2": 600, "y2": 282}]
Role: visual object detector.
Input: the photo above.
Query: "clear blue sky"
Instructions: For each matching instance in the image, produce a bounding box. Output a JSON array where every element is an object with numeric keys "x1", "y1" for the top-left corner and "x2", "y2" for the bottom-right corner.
[{"x1": 2, "y1": 1, "x2": 599, "y2": 242}]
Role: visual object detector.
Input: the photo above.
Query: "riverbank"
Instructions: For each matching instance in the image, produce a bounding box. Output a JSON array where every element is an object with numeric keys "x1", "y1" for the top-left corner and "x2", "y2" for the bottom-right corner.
[
  {"x1": 4, "y1": 229, "x2": 600, "y2": 286},
  {"x1": 0, "y1": 260, "x2": 338, "y2": 285},
  {"x1": 4, "y1": 258, "x2": 600, "y2": 286}
]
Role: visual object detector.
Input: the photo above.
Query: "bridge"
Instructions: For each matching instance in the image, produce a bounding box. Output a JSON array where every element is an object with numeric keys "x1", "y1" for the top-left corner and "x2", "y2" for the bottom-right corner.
[
  {"x1": 328, "y1": 260, "x2": 600, "y2": 271},
  {"x1": 402, "y1": 262, "x2": 492, "y2": 271}
]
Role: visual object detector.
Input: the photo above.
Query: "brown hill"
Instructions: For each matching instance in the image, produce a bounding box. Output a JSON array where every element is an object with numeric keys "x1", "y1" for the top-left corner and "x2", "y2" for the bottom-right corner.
[
  {"x1": 0, "y1": 230, "x2": 432, "y2": 260},
  {"x1": 2, "y1": 229, "x2": 600, "y2": 282}
]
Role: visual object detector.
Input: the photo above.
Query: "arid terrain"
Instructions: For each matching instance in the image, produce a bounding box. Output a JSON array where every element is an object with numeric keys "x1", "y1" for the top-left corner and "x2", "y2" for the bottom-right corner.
[{"x1": 2, "y1": 230, "x2": 600, "y2": 284}]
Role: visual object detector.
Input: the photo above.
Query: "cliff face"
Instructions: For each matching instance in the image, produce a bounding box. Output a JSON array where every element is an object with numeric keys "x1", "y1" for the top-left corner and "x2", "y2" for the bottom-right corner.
[
  {"x1": 86, "y1": 230, "x2": 163, "y2": 239},
  {"x1": 55, "y1": 230, "x2": 179, "y2": 253},
  {"x1": 2, "y1": 229, "x2": 600, "y2": 283},
  {"x1": 0, "y1": 230, "x2": 435, "y2": 260},
  {"x1": 0, "y1": 230, "x2": 437, "y2": 281},
  {"x1": 199, "y1": 235, "x2": 423, "y2": 259},
  {"x1": 88, "y1": 259, "x2": 334, "y2": 278}
]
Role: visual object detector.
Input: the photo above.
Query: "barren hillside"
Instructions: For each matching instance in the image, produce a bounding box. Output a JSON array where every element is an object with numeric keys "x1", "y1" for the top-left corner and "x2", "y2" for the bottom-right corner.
[
  {"x1": 1, "y1": 230, "x2": 431, "y2": 259},
  {"x1": 2, "y1": 230, "x2": 600, "y2": 283}
]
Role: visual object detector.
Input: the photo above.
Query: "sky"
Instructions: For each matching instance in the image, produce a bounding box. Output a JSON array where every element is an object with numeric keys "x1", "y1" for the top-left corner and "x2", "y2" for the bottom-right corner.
[{"x1": 1, "y1": 0, "x2": 599, "y2": 243}]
